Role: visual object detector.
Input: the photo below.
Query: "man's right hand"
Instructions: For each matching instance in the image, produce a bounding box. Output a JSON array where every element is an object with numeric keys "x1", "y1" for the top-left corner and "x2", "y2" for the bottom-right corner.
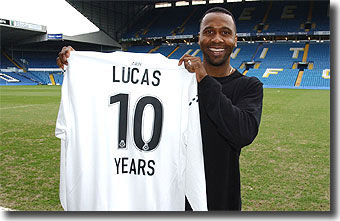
[{"x1": 56, "y1": 46, "x2": 75, "y2": 70}]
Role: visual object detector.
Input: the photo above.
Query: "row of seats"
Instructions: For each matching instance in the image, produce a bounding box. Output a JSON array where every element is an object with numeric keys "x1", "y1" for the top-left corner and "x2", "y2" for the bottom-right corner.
[
  {"x1": 300, "y1": 69, "x2": 330, "y2": 88},
  {"x1": 245, "y1": 68, "x2": 330, "y2": 89},
  {"x1": 1, "y1": 41, "x2": 329, "y2": 89},
  {"x1": 127, "y1": 41, "x2": 330, "y2": 70},
  {"x1": 1, "y1": 68, "x2": 329, "y2": 89},
  {"x1": 123, "y1": 0, "x2": 329, "y2": 39},
  {"x1": 0, "y1": 72, "x2": 38, "y2": 85},
  {"x1": 0, "y1": 71, "x2": 64, "y2": 86},
  {"x1": 124, "y1": 41, "x2": 330, "y2": 89},
  {"x1": 254, "y1": 43, "x2": 305, "y2": 69},
  {"x1": 246, "y1": 68, "x2": 299, "y2": 87},
  {"x1": 306, "y1": 42, "x2": 330, "y2": 69},
  {"x1": 1, "y1": 51, "x2": 59, "y2": 69}
]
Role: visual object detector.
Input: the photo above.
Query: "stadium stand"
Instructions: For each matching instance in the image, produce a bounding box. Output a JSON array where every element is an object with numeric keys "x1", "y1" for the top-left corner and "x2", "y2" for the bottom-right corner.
[
  {"x1": 299, "y1": 69, "x2": 330, "y2": 89},
  {"x1": 1, "y1": 0, "x2": 330, "y2": 89},
  {"x1": 14, "y1": 51, "x2": 59, "y2": 69},
  {"x1": 264, "y1": 1, "x2": 309, "y2": 33},
  {"x1": 254, "y1": 42, "x2": 306, "y2": 69},
  {"x1": 122, "y1": 1, "x2": 329, "y2": 38},
  {"x1": 245, "y1": 68, "x2": 300, "y2": 88},
  {"x1": 168, "y1": 43, "x2": 200, "y2": 59},
  {"x1": 0, "y1": 71, "x2": 38, "y2": 86},
  {"x1": 125, "y1": 45, "x2": 155, "y2": 53},
  {"x1": 230, "y1": 42, "x2": 258, "y2": 69},
  {"x1": 53, "y1": 73, "x2": 64, "y2": 85},
  {"x1": 231, "y1": 1, "x2": 268, "y2": 34},
  {"x1": 307, "y1": 42, "x2": 330, "y2": 69},
  {"x1": 1, "y1": 52, "x2": 17, "y2": 69}
]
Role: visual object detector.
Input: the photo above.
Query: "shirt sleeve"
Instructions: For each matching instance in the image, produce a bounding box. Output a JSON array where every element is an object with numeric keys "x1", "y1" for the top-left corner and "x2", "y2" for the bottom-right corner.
[
  {"x1": 184, "y1": 75, "x2": 208, "y2": 211},
  {"x1": 55, "y1": 71, "x2": 69, "y2": 141},
  {"x1": 55, "y1": 65, "x2": 71, "y2": 210},
  {"x1": 198, "y1": 75, "x2": 263, "y2": 151}
]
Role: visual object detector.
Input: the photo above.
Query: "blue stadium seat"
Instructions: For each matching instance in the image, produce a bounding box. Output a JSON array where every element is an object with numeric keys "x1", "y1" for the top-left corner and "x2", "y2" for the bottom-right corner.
[
  {"x1": 29, "y1": 71, "x2": 52, "y2": 85},
  {"x1": 307, "y1": 42, "x2": 330, "y2": 69},
  {"x1": 168, "y1": 44, "x2": 200, "y2": 59},
  {"x1": 246, "y1": 68, "x2": 299, "y2": 88},
  {"x1": 157, "y1": 45, "x2": 177, "y2": 57},
  {"x1": 126, "y1": 45, "x2": 155, "y2": 53},
  {"x1": 53, "y1": 73, "x2": 64, "y2": 85},
  {"x1": 230, "y1": 42, "x2": 258, "y2": 69},
  {"x1": 0, "y1": 72, "x2": 38, "y2": 86},
  {"x1": 254, "y1": 42, "x2": 306, "y2": 69},
  {"x1": 300, "y1": 69, "x2": 330, "y2": 88}
]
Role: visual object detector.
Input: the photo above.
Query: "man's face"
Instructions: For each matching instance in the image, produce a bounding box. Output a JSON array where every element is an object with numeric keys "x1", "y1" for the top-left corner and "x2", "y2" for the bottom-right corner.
[{"x1": 199, "y1": 12, "x2": 237, "y2": 67}]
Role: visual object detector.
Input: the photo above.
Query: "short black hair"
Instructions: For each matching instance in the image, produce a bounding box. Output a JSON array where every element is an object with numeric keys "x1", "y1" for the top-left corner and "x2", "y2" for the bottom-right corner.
[{"x1": 199, "y1": 7, "x2": 237, "y2": 32}]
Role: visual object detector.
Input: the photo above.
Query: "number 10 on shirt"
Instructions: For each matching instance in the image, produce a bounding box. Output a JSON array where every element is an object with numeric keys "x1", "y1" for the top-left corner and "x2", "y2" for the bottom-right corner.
[{"x1": 109, "y1": 93, "x2": 163, "y2": 152}]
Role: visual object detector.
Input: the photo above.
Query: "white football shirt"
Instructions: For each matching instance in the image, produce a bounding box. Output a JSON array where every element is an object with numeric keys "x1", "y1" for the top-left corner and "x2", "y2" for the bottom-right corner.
[{"x1": 55, "y1": 51, "x2": 207, "y2": 211}]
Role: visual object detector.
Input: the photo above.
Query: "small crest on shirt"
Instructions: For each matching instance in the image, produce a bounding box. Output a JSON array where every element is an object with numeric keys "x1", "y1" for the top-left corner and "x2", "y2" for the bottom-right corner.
[{"x1": 119, "y1": 140, "x2": 126, "y2": 148}]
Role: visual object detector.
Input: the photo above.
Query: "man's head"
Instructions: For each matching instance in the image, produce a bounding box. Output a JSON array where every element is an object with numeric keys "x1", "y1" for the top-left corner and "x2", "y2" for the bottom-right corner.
[
  {"x1": 199, "y1": 7, "x2": 237, "y2": 33},
  {"x1": 198, "y1": 7, "x2": 237, "y2": 67}
]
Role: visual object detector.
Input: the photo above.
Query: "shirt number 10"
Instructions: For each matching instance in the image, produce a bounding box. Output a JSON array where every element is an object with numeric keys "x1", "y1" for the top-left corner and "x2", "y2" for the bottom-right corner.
[{"x1": 110, "y1": 93, "x2": 163, "y2": 152}]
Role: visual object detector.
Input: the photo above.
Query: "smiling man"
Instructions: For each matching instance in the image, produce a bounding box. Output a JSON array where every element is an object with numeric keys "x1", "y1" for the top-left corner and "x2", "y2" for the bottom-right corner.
[
  {"x1": 179, "y1": 7, "x2": 263, "y2": 210},
  {"x1": 56, "y1": 6, "x2": 263, "y2": 211}
]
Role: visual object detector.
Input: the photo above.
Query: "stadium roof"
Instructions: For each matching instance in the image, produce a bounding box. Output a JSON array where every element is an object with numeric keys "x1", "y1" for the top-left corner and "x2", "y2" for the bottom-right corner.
[
  {"x1": 0, "y1": 18, "x2": 47, "y2": 47},
  {"x1": 65, "y1": 0, "x2": 235, "y2": 41},
  {"x1": 1, "y1": 18, "x2": 121, "y2": 52},
  {"x1": 66, "y1": 0, "x2": 158, "y2": 41}
]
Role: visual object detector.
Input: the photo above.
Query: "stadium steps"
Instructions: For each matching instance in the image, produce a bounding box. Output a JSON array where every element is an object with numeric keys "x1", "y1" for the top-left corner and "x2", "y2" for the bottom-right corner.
[
  {"x1": 302, "y1": 43, "x2": 310, "y2": 62},
  {"x1": 1, "y1": 50, "x2": 27, "y2": 72},
  {"x1": 259, "y1": 47, "x2": 268, "y2": 59},
  {"x1": 254, "y1": 62, "x2": 261, "y2": 69},
  {"x1": 8, "y1": 71, "x2": 40, "y2": 85},
  {"x1": 172, "y1": 7, "x2": 198, "y2": 35},
  {"x1": 185, "y1": 49, "x2": 193, "y2": 55},
  {"x1": 167, "y1": 45, "x2": 180, "y2": 58},
  {"x1": 148, "y1": 46, "x2": 160, "y2": 53},
  {"x1": 21, "y1": 72, "x2": 42, "y2": 85},
  {"x1": 256, "y1": 1, "x2": 272, "y2": 33},
  {"x1": 305, "y1": 1, "x2": 314, "y2": 32},
  {"x1": 139, "y1": 13, "x2": 161, "y2": 37},
  {"x1": 252, "y1": 43, "x2": 263, "y2": 61},
  {"x1": 294, "y1": 43, "x2": 310, "y2": 87},
  {"x1": 295, "y1": 70, "x2": 304, "y2": 87},
  {"x1": 49, "y1": 74, "x2": 56, "y2": 85},
  {"x1": 231, "y1": 48, "x2": 240, "y2": 59},
  {"x1": 191, "y1": 49, "x2": 200, "y2": 56}
]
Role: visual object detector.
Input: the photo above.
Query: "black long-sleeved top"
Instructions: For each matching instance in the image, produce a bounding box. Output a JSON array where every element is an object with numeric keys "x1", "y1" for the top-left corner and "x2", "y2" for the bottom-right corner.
[{"x1": 186, "y1": 69, "x2": 263, "y2": 211}]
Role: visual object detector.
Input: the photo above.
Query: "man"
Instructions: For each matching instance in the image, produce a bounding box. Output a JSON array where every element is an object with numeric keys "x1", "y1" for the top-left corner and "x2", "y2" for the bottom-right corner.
[
  {"x1": 178, "y1": 7, "x2": 263, "y2": 210},
  {"x1": 57, "y1": 7, "x2": 263, "y2": 211}
]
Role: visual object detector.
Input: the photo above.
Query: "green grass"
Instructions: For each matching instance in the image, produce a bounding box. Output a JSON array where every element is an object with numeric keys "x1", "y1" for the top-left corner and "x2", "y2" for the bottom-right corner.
[
  {"x1": 0, "y1": 86, "x2": 62, "y2": 211},
  {"x1": 240, "y1": 88, "x2": 330, "y2": 211},
  {"x1": 0, "y1": 86, "x2": 330, "y2": 211}
]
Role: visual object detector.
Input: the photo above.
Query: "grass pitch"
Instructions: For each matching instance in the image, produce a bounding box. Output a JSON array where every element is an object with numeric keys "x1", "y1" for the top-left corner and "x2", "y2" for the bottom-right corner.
[{"x1": 0, "y1": 86, "x2": 330, "y2": 211}]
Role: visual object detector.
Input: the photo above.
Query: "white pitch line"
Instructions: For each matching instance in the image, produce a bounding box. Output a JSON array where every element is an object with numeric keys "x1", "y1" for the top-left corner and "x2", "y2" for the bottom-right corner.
[
  {"x1": 0, "y1": 105, "x2": 34, "y2": 110},
  {"x1": 0, "y1": 206, "x2": 15, "y2": 211}
]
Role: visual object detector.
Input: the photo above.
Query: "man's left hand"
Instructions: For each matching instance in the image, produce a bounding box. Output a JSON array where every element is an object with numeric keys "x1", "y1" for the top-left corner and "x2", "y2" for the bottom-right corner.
[{"x1": 178, "y1": 54, "x2": 208, "y2": 82}]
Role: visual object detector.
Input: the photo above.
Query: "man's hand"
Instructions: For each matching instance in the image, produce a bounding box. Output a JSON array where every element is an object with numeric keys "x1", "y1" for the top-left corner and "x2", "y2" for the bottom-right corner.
[
  {"x1": 56, "y1": 46, "x2": 75, "y2": 70},
  {"x1": 178, "y1": 54, "x2": 208, "y2": 82}
]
